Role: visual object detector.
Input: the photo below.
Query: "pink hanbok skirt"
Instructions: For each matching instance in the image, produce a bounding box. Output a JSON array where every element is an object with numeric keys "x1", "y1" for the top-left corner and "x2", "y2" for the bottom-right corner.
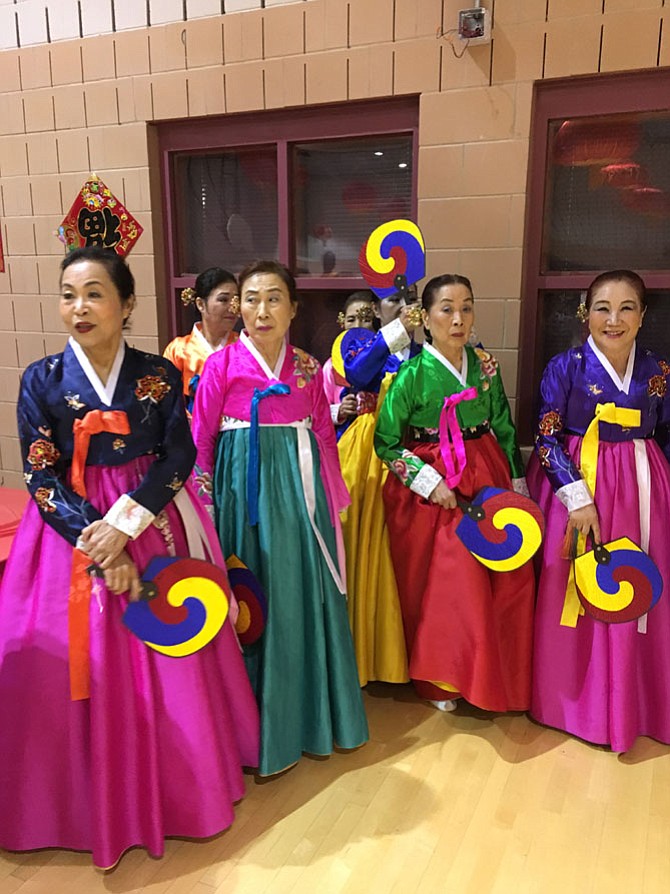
[
  {"x1": 0, "y1": 457, "x2": 259, "y2": 868},
  {"x1": 528, "y1": 435, "x2": 670, "y2": 752}
]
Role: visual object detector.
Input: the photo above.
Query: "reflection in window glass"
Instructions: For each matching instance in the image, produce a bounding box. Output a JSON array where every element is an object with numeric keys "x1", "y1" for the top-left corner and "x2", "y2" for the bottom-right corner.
[
  {"x1": 174, "y1": 148, "x2": 278, "y2": 275},
  {"x1": 292, "y1": 135, "x2": 413, "y2": 277},
  {"x1": 543, "y1": 112, "x2": 670, "y2": 272}
]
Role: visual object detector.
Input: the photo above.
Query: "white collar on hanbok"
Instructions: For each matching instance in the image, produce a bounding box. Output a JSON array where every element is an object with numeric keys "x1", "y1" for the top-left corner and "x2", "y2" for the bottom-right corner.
[
  {"x1": 192, "y1": 322, "x2": 227, "y2": 355},
  {"x1": 68, "y1": 335, "x2": 125, "y2": 407},
  {"x1": 240, "y1": 330, "x2": 287, "y2": 381},
  {"x1": 423, "y1": 341, "x2": 469, "y2": 387},
  {"x1": 587, "y1": 334, "x2": 635, "y2": 395}
]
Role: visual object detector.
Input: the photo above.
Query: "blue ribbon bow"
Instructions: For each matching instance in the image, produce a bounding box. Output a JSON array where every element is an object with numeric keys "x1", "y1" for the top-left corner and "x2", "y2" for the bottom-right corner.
[
  {"x1": 248, "y1": 383, "x2": 291, "y2": 525},
  {"x1": 187, "y1": 373, "x2": 200, "y2": 415}
]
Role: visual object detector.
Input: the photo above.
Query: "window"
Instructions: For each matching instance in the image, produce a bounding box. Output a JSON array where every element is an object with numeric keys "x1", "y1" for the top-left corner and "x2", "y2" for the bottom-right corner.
[
  {"x1": 518, "y1": 70, "x2": 670, "y2": 441},
  {"x1": 154, "y1": 98, "x2": 418, "y2": 359}
]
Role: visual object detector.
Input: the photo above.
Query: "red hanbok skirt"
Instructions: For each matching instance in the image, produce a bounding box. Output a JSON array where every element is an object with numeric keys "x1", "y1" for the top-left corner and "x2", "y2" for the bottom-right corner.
[{"x1": 383, "y1": 434, "x2": 534, "y2": 711}]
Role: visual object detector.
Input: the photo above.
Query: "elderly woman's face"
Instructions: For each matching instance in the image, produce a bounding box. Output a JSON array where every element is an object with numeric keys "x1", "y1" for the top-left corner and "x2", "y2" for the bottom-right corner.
[
  {"x1": 59, "y1": 260, "x2": 133, "y2": 352},
  {"x1": 240, "y1": 272, "x2": 296, "y2": 344},
  {"x1": 588, "y1": 279, "x2": 644, "y2": 359},
  {"x1": 422, "y1": 283, "x2": 474, "y2": 354}
]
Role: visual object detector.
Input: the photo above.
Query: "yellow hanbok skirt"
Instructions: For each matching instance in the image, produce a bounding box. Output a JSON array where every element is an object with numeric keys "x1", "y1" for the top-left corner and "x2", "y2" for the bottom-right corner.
[{"x1": 338, "y1": 381, "x2": 409, "y2": 686}]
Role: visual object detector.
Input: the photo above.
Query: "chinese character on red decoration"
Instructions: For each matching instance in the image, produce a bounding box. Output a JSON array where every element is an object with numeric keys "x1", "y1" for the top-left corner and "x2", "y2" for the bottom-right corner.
[{"x1": 58, "y1": 174, "x2": 143, "y2": 258}]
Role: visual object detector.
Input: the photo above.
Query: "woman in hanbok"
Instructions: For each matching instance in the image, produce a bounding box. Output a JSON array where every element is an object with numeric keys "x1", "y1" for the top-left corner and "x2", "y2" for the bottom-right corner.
[
  {"x1": 322, "y1": 290, "x2": 375, "y2": 439},
  {"x1": 163, "y1": 266, "x2": 239, "y2": 415},
  {"x1": 338, "y1": 286, "x2": 422, "y2": 687},
  {"x1": 0, "y1": 247, "x2": 259, "y2": 869},
  {"x1": 374, "y1": 274, "x2": 534, "y2": 712},
  {"x1": 192, "y1": 259, "x2": 368, "y2": 777},
  {"x1": 528, "y1": 269, "x2": 670, "y2": 751}
]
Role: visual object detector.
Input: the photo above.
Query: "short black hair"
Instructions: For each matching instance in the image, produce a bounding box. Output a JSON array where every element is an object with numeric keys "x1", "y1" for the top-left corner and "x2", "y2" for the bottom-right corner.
[
  {"x1": 585, "y1": 269, "x2": 647, "y2": 311},
  {"x1": 238, "y1": 260, "x2": 297, "y2": 304},
  {"x1": 421, "y1": 274, "x2": 473, "y2": 312},
  {"x1": 60, "y1": 246, "x2": 135, "y2": 303},
  {"x1": 343, "y1": 290, "x2": 375, "y2": 313},
  {"x1": 194, "y1": 267, "x2": 237, "y2": 303}
]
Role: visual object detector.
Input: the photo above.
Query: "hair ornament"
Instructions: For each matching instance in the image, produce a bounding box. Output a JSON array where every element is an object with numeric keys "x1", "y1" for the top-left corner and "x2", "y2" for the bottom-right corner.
[
  {"x1": 576, "y1": 295, "x2": 588, "y2": 323},
  {"x1": 337, "y1": 311, "x2": 346, "y2": 329},
  {"x1": 181, "y1": 287, "x2": 196, "y2": 306},
  {"x1": 405, "y1": 303, "x2": 423, "y2": 327}
]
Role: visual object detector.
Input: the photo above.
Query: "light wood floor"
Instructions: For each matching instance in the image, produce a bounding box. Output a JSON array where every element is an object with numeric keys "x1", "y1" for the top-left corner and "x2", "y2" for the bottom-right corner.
[{"x1": 2, "y1": 683, "x2": 669, "y2": 894}]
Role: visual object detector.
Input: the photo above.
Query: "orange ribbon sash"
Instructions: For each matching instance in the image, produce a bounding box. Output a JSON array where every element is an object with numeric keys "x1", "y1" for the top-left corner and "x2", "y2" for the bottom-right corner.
[{"x1": 69, "y1": 409, "x2": 130, "y2": 700}]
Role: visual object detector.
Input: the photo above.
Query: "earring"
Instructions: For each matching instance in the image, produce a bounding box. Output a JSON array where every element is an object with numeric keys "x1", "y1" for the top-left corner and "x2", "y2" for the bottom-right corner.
[
  {"x1": 230, "y1": 296, "x2": 241, "y2": 315},
  {"x1": 468, "y1": 326, "x2": 479, "y2": 346}
]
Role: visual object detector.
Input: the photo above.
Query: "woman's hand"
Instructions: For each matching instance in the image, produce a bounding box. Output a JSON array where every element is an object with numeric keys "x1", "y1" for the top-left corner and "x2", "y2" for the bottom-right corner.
[
  {"x1": 429, "y1": 480, "x2": 457, "y2": 510},
  {"x1": 79, "y1": 520, "x2": 129, "y2": 569},
  {"x1": 568, "y1": 503, "x2": 601, "y2": 544},
  {"x1": 103, "y1": 550, "x2": 142, "y2": 601},
  {"x1": 337, "y1": 394, "x2": 358, "y2": 422}
]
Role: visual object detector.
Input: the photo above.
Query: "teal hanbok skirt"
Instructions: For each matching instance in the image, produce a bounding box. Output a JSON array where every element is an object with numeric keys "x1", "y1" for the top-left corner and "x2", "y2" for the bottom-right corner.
[{"x1": 214, "y1": 426, "x2": 368, "y2": 776}]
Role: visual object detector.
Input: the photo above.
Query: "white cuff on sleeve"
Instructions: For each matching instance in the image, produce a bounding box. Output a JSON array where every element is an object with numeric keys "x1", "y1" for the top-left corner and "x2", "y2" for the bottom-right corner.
[
  {"x1": 104, "y1": 494, "x2": 156, "y2": 539},
  {"x1": 556, "y1": 479, "x2": 593, "y2": 512},
  {"x1": 330, "y1": 403, "x2": 341, "y2": 424},
  {"x1": 409, "y1": 463, "x2": 444, "y2": 500},
  {"x1": 512, "y1": 477, "x2": 530, "y2": 497},
  {"x1": 381, "y1": 318, "x2": 411, "y2": 354}
]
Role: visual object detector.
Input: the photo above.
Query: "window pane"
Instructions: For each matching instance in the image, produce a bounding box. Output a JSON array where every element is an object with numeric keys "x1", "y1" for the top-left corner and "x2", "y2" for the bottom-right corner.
[
  {"x1": 543, "y1": 112, "x2": 670, "y2": 272},
  {"x1": 174, "y1": 148, "x2": 278, "y2": 275},
  {"x1": 292, "y1": 135, "x2": 413, "y2": 277},
  {"x1": 539, "y1": 290, "x2": 670, "y2": 372}
]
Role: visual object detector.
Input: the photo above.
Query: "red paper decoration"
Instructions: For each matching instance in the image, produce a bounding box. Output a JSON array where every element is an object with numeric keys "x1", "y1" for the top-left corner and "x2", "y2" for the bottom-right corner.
[{"x1": 58, "y1": 174, "x2": 143, "y2": 257}]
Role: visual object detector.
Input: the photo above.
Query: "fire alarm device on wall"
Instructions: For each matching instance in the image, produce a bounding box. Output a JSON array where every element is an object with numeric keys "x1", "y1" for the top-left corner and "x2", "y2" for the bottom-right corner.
[{"x1": 458, "y1": 7, "x2": 491, "y2": 45}]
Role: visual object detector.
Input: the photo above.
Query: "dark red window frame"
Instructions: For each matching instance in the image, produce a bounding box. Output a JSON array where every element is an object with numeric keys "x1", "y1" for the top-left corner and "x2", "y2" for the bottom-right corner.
[
  {"x1": 518, "y1": 68, "x2": 670, "y2": 442},
  {"x1": 153, "y1": 97, "x2": 419, "y2": 344}
]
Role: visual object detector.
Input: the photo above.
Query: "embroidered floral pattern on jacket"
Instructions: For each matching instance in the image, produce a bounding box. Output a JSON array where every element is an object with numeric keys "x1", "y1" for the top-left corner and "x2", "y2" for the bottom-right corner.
[
  {"x1": 647, "y1": 376, "x2": 668, "y2": 397},
  {"x1": 538, "y1": 410, "x2": 563, "y2": 437},
  {"x1": 474, "y1": 347, "x2": 499, "y2": 378},
  {"x1": 34, "y1": 486, "x2": 56, "y2": 513},
  {"x1": 292, "y1": 349, "x2": 320, "y2": 385},
  {"x1": 112, "y1": 438, "x2": 126, "y2": 452},
  {"x1": 389, "y1": 448, "x2": 423, "y2": 486},
  {"x1": 648, "y1": 375, "x2": 667, "y2": 398},
  {"x1": 659, "y1": 359, "x2": 670, "y2": 377},
  {"x1": 166, "y1": 473, "x2": 183, "y2": 492},
  {"x1": 64, "y1": 392, "x2": 86, "y2": 410},
  {"x1": 538, "y1": 446, "x2": 551, "y2": 468},
  {"x1": 135, "y1": 374, "x2": 171, "y2": 404},
  {"x1": 27, "y1": 438, "x2": 61, "y2": 470}
]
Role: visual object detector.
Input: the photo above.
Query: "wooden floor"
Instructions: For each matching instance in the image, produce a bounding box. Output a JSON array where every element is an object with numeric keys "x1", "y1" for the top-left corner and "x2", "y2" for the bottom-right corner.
[{"x1": 2, "y1": 683, "x2": 670, "y2": 894}]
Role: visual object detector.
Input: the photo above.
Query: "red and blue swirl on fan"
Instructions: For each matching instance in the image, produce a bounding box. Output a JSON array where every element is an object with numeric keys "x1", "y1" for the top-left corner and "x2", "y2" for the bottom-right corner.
[
  {"x1": 358, "y1": 219, "x2": 426, "y2": 298},
  {"x1": 122, "y1": 556, "x2": 230, "y2": 656},
  {"x1": 455, "y1": 486, "x2": 545, "y2": 572},
  {"x1": 574, "y1": 536, "x2": 663, "y2": 623}
]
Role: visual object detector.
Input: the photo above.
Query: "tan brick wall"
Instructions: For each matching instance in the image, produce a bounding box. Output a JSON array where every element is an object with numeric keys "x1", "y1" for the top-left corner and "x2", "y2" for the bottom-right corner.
[{"x1": 0, "y1": 0, "x2": 669, "y2": 483}]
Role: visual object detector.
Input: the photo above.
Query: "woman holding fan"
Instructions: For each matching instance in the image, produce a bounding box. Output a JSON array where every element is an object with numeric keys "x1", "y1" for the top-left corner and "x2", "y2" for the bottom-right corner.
[
  {"x1": 374, "y1": 274, "x2": 534, "y2": 712},
  {"x1": 528, "y1": 269, "x2": 670, "y2": 751},
  {"x1": 0, "y1": 247, "x2": 259, "y2": 868}
]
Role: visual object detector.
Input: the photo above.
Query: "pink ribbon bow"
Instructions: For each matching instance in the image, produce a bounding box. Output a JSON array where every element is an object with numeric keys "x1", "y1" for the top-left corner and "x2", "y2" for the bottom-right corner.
[{"x1": 438, "y1": 387, "x2": 478, "y2": 488}]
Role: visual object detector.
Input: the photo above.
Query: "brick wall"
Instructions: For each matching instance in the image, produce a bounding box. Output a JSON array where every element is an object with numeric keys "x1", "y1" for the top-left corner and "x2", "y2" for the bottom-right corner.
[{"x1": 0, "y1": 0, "x2": 668, "y2": 484}]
